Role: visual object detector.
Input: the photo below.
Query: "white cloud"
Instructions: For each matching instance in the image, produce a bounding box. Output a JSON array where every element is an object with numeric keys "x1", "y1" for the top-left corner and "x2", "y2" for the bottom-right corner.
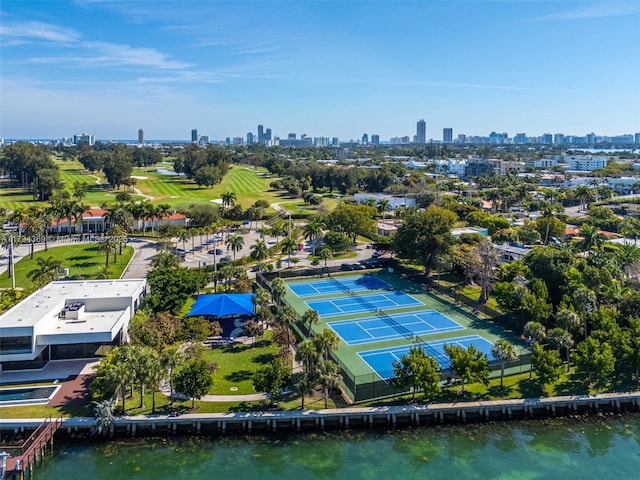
[{"x1": 0, "y1": 20, "x2": 80, "y2": 43}]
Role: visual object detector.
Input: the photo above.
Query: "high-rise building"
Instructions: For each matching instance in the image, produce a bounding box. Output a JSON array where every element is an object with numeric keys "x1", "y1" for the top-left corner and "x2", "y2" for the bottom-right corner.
[
  {"x1": 362, "y1": 133, "x2": 369, "y2": 144},
  {"x1": 257, "y1": 125, "x2": 264, "y2": 142},
  {"x1": 416, "y1": 119, "x2": 426, "y2": 143},
  {"x1": 371, "y1": 134, "x2": 380, "y2": 145},
  {"x1": 542, "y1": 133, "x2": 553, "y2": 144},
  {"x1": 635, "y1": 133, "x2": 640, "y2": 144},
  {"x1": 191, "y1": 129, "x2": 198, "y2": 142},
  {"x1": 514, "y1": 133, "x2": 527, "y2": 144},
  {"x1": 73, "y1": 133, "x2": 94, "y2": 146},
  {"x1": 443, "y1": 128, "x2": 453, "y2": 143},
  {"x1": 247, "y1": 132, "x2": 255, "y2": 144},
  {"x1": 554, "y1": 133, "x2": 565, "y2": 144},
  {"x1": 265, "y1": 128, "x2": 272, "y2": 142},
  {"x1": 138, "y1": 129, "x2": 144, "y2": 144}
]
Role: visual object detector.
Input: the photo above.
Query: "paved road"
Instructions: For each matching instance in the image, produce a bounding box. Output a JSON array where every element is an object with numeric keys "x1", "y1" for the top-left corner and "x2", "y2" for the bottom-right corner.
[{"x1": 121, "y1": 238, "x2": 157, "y2": 279}]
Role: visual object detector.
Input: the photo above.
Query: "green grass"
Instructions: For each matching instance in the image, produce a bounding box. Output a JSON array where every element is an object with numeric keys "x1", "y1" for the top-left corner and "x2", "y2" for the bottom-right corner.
[
  {"x1": 202, "y1": 331, "x2": 279, "y2": 395},
  {"x1": 0, "y1": 243, "x2": 134, "y2": 289}
]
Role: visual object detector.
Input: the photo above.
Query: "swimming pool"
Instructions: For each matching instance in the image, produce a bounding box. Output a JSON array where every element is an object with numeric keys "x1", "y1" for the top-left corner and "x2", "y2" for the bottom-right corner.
[{"x1": 0, "y1": 385, "x2": 60, "y2": 406}]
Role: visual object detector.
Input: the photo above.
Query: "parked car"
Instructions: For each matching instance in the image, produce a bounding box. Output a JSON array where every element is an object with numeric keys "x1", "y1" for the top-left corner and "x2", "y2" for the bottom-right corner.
[
  {"x1": 352, "y1": 263, "x2": 366, "y2": 270},
  {"x1": 207, "y1": 248, "x2": 224, "y2": 255},
  {"x1": 340, "y1": 263, "x2": 354, "y2": 271}
]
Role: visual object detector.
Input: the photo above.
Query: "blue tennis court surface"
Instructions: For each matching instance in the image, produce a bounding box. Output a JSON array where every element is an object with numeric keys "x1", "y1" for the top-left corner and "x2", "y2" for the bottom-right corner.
[
  {"x1": 288, "y1": 274, "x2": 391, "y2": 298},
  {"x1": 359, "y1": 335, "x2": 498, "y2": 379},
  {"x1": 329, "y1": 310, "x2": 463, "y2": 345},
  {"x1": 306, "y1": 291, "x2": 422, "y2": 317}
]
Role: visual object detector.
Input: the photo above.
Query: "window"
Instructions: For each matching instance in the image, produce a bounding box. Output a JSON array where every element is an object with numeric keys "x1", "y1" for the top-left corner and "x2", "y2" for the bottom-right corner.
[{"x1": 0, "y1": 336, "x2": 32, "y2": 354}]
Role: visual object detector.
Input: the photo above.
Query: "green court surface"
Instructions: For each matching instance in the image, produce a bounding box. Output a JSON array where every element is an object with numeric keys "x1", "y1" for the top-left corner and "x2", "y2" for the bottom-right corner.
[{"x1": 284, "y1": 270, "x2": 528, "y2": 401}]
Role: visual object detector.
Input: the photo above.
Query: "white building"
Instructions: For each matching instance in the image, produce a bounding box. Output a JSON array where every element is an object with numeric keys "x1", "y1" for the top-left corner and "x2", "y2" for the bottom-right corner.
[
  {"x1": 607, "y1": 177, "x2": 640, "y2": 195},
  {"x1": 525, "y1": 157, "x2": 559, "y2": 169},
  {"x1": 0, "y1": 279, "x2": 146, "y2": 370},
  {"x1": 353, "y1": 193, "x2": 416, "y2": 210},
  {"x1": 565, "y1": 155, "x2": 607, "y2": 172},
  {"x1": 434, "y1": 159, "x2": 467, "y2": 176}
]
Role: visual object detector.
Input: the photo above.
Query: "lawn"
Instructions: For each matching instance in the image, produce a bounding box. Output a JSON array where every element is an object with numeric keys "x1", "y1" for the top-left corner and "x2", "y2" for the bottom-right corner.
[
  {"x1": 0, "y1": 243, "x2": 134, "y2": 289},
  {"x1": 202, "y1": 330, "x2": 279, "y2": 395}
]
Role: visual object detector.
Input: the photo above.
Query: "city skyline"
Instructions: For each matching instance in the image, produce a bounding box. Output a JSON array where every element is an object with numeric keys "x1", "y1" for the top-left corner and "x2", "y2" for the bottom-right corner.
[{"x1": 1, "y1": 1, "x2": 639, "y2": 140}]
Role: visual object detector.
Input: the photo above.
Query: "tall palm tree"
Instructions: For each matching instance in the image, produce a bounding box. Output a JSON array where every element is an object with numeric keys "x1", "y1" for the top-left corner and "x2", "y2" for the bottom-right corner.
[
  {"x1": 177, "y1": 228, "x2": 189, "y2": 254},
  {"x1": 491, "y1": 340, "x2": 518, "y2": 387},
  {"x1": 226, "y1": 233, "x2": 245, "y2": 264},
  {"x1": 270, "y1": 223, "x2": 286, "y2": 244},
  {"x1": 377, "y1": 199, "x2": 391, "y2": 222},
  {"x1": 295, "y1": 338, "x2": 320, "y2": 375},
  {"x1": 22, "y1": 212, "x2": 44, "y2": 260},
  {"x1": 275, "y1": 304, "x2": 298, "y2": 347},
  {"x1": 574, "y1": 185, "x2": 594, "y2": 211},
  {"x1": 548, "y1": 328, "x2": 574, "y2": 372},
  {"x1": 28, "y1": 255, "x2": 62, "y2": 287},
  {"x1": 281, "y1": 237, "x2": 297, "y2": 268},
  {"x1": 317, "y1": 360, "x2": 342, "y2": 409},
  {"x1": 314, "y1": 328, "x2": 340, "y2": 362},
  {"x1": 221, "y1": 190, "x2": 237, "y2": 211},
  {"x1": 98, "y1": 235, "x2": 118, "y2": 267},
  {"x1": 540, "y1": 204, "x2": 557, "y2": 245},
  {"x1": 303, "y1": 217, "x2": 325, "y2": 256},
  {"x1": 105, "y1": 205, "x2": 134, "y2": 233},
  {"x1": 576, "y1": 224, "x2": 605, "y2": 252},
  {"x1": 301, "y1": 309, "x2": 320, "y2": 335},
  {"x1": 161, "y1": 346, "x2": 184, "y2": 406},
  {"x1": 319, "y1": 247, "x2": 333, "y2": 268},
  {"x1": 270, "y1": 277, "x2": 287, "y2": 307},
  {"x1": 250, "y1": 239, "x2": 269, "y2": 271}
]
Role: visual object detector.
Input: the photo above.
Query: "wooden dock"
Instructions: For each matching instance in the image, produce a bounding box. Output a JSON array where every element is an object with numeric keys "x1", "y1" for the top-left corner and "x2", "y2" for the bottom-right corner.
[{"x1": 1, "y1": 416, "x2": 62, "y2": 480}]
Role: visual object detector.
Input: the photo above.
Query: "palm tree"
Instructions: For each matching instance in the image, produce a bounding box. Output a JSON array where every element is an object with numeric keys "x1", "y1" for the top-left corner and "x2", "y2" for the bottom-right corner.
[
  {"x1": 540, "y1": 204, "x2": 557, "y2": 245},
  {"x1": 484, "y1": 189, "x2": 501, "y2": 213},
  {"x1": 146, "y1": 354, "x2": 165, "y2": 414},
  {"x1": 575, "y1": 185, "x2": 594, "y2": 211},
  {"x1": 281, "y1": 237, "x2": 297, "y2": 268},
  {"x1": 150, "y1": 252, "x2": 180, "y2": 269},
  {"x1": 555, "y1": 309, "x2": 581, "y2": 335},
  {"x1": 303, "y1": 217, "x2": 325, "y2": 256},
  {"x1": 317, "y1": 360, "x2": 342, "y2": 409},
  {"x1": 295, "y1": 338, "x2": 320, "y2": 375},
  {"x1": 226, "y1": 233, "x2": 245, "y2": 265},
  {"x1": 177, "y1": 229, "x2": 190, "y2": 254},
  {"x1": 98, "y1": 235, "x2": 118, "y2": 267},
  {"x1": 270, "y1": 277, "x2": 287, "y2": 307},
  {"x1": 161, "y1": 346, "x2": 184, "y2": 406},
  {"x1": 28, "y1": 255, "x2": 62, "y2": 287},
  {"x1": 301, "y1": 309, "x2": 320, "y2": 336},
  {"x1": 270, "y1": 223, "x2": 286, "y2": 244},
  {"x1": 576, "y1": 224, "x2": 605, "y2": 251},
  {"x1": 377, "y1": 199, "x2": 391, "y2": 222},
  {"x1": 275, "y1": 304, "x2": 298, "y2": 347},
  {"x1": 319, "y1": 247, "x2": 333, "y2": 268},
  {"x1": 221, "y1": 190, "x2": 237, "y2": 211},
  {"x1": 22, "y1": 213, "x2": 44, "y2": 260},
  {"x1": 105, "y1": 205, "x2": 134, "y2": 233},
  {"x1": 314, "y1": 328, "x2": 339, "y2": 362},
  {"x1": 250, "y1": 239, "x2": 269, "y2": 271},
  {"x1": 252, "y1": 287, "x2": 272, "y2": 325},
  {"x1": 616, "y1": 243, "x2": 640, "y2": 277},
  {"x1": 491, "y1": 340, "x2": 518, "y2": 387},
  {"x1": 548, "y1": 328, "x2": 574, "y2": 372}
]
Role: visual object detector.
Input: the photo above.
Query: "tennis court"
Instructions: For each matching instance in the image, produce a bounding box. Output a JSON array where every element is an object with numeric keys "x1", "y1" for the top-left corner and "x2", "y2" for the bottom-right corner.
[
  {"x1": 358, "y1": 335, "x2": 497, "y2": 380},
  {"x1": 287, "y1": 274, "x2": 391, "y2": 298},
  {"x1": 306, "y1": 290, "x2": 422, "y2": 317},
  {"x1": 328, "y1": 310, "x2": 464, "y2": 345}
]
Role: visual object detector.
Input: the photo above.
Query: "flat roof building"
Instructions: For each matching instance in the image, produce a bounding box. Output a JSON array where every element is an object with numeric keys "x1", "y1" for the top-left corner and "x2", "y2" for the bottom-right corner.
[{"x1": 0, "y1": 279, "x2": 146, "y2": 370}]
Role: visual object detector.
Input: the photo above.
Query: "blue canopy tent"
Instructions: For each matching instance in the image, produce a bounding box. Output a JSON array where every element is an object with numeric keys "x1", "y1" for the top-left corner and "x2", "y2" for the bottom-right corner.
[{"x1": 186, "y1": 293, "x2": 255, "y2": 318}]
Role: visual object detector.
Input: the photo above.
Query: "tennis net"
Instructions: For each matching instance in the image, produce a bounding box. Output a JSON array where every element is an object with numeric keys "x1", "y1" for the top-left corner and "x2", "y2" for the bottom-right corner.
[
  {"x1": 377, "y1": 309, "x2": 414, "y2": 340},
  {"x1": 329, "y1": 276, "x2": 352, "y2": 296}
]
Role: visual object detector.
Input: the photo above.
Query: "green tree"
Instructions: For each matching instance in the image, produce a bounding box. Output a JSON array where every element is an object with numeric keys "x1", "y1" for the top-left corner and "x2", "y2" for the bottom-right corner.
[
  {"x1": 303, "y1": 217, "x2": 325, "y2": 256},
  {"x1": 547, "y1": 327, "x2": 574, "y2": 372},
  {"x1": 174, "y1": 358, "x2": 214, "y2": 408},
  {"x1": 444, "y1": 344, "x2": 490, "y2": 392},
  {"x1": 280, "y1": 237, "x2": 298, "y2": 268},
  {"x1": 392, "y1": 346, "x2": 442, "y2": 401},
  {"x1": 301, "y1": 309, "x2": 321, "y2": 335},
  {"x1": 393, "y1": 206, "x2": 457, "y2": 276},
  {"x1": 27, "y1": 255, "x2": 62, "y2": 287},
  {"x1": 250, "y1": 239, "x2": 269, "y2": 270},
  {"x1": 102, "y1": 144, "x2": 133, "y2": 189},
  {"x1": 317, "y1": 360, "x2": 342, "y2": 409},
  {"x1": 226, "y1": 233, "x2": 245, "y2": 264},
  {"x1": 253, "y1": 358, "x2": 291, "y2": 405},
  {"x1": 290, "y1": 371, "x2": 317, "y2": 410},
  {"x1": 574, "y1": 337, "x2": 615, "y2": 388},
  {"x1": 491, "y1": 340, "x2": 518, "y2": 387},
  {"x1": 325, "y1": 203, "x2": 377, "y2": 245},
  {"x1": 531, "y1": 343, "x2": 561, "y2": 395},
  {"x1": 161, "y1": 345, "x2": 185, "y2": 406}
]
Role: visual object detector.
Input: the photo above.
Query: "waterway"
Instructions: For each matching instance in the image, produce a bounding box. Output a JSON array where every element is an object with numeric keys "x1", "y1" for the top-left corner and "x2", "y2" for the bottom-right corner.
[{"x1": 35, "y1": 414, "x2": 640, "y2": 480}]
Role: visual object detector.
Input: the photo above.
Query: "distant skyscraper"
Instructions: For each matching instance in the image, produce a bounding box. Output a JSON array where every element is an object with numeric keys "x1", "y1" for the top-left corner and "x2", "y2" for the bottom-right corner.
[
  {"x1": 362, "y1": 133, "x2": 369, "y2": 144},
  {"x1": 542, "y1": 133, "x2": 553, "y2": 144},
  {"x1": 554, "y1": 133, "x2": 565, "y2": 144},
  {"x1": 191, "y1": 129, "x2": 198, "y2": 142},
  {"x1": 371, "y1": 134, "x2": 380, "y2": 145},
  {"x1": 416, "y1": 119, "x2": 426, "y2": 143},
  {"x1": 247, "y1": 132, "x2": 255, "y2": 144},
  {"x1": 257, "y1": 125, "x2": 264, "y2": 142},
  {"x1": 635, "y1": 133, "x2": 640, "y2": 144},
  {"x1": 443, "y1": 128, "x2": 453, "y2": 143},
  {"x1": 265, "y1": 128, "x2": 272, "y2": 142},
  {"x1": 138, "y1": 129, "x2": 144, "y2": 144}
]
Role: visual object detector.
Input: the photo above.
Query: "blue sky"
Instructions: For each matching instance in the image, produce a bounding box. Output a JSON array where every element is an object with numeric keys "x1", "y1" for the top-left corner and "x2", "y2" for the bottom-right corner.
[{"x1": 1, "y1": 1, "x2": 639, "y2": 141}]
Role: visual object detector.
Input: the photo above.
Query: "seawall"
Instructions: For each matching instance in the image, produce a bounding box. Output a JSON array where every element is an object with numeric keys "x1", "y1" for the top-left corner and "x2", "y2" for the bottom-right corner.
[{"x1": 2, "y1": 391, "x2": 640, "y2": 439}]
